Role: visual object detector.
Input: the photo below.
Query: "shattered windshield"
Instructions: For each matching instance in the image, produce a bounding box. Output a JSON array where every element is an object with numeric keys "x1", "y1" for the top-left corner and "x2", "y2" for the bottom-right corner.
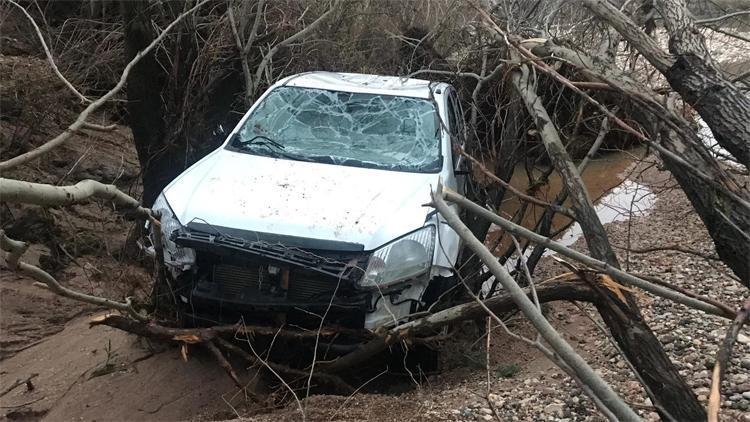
[{"x1": 227, "y1": 86, "x2": 443, "y2": 173}]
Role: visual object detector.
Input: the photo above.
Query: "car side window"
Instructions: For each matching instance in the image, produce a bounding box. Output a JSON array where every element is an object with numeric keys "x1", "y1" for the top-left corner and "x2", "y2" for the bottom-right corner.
[
  {"x1": 447, "y1": 92, "x2": 466, "y2": 144},
  {"x1": 446, "y1": 93, "x2": 458, "y2": 138},
  {"x1": 453, "y1": 94, "x2": 466, "y2": 143}
]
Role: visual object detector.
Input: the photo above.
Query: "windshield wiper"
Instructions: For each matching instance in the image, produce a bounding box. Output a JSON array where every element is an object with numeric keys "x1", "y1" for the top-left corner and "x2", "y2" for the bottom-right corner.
[
  {"x1": 233, "y1": 136, "x2": 319, "y2": 163},
  {"x1": 232, "y1": 133, "x2": 286, "y2": 151}
]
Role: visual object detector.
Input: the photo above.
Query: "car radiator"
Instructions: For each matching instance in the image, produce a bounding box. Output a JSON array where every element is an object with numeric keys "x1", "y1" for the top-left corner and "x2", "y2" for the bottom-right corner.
[{"x1": 213, "y1": 263, "x2": 338, "y2": 302}]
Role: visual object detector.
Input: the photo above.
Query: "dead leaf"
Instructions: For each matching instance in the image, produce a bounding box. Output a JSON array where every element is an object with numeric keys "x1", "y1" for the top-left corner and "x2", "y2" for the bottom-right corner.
[{"x1": 173, "y1": 334, "x2": 201, "y2": 343}]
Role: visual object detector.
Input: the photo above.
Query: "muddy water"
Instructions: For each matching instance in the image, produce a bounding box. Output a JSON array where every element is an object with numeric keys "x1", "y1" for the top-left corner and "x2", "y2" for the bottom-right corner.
[{"x1": 487, "y1": 147, "x2": 652, "y2": 255}]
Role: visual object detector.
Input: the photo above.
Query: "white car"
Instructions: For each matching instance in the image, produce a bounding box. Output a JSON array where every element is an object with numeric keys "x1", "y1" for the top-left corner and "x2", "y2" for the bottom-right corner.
[{"x1": 150, "y1": 72, "x2": 469, "y2": 330}]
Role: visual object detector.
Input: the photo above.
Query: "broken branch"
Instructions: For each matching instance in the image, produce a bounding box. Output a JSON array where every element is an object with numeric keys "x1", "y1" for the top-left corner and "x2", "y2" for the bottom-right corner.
[
  {"x1": 431, "y1": 181, "x2": 640, "y2": 421},
  {"x1": 440, "y1": 188, "x2": 734, "y2": 319}
]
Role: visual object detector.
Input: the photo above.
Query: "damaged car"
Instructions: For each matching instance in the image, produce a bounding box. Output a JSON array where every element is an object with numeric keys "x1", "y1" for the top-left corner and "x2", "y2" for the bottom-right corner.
[{"x1": 148, "y1": 72, "x2": 471, "y2": 331}]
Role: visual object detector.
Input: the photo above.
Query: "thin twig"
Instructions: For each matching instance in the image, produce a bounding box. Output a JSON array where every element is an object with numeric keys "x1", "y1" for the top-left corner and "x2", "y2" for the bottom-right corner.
[{"x1": 708, "y1": 298, "x2": 750, "y2": 422}]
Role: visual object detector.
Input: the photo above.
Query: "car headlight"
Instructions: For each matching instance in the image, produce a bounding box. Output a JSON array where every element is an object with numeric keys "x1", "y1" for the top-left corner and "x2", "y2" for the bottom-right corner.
[
  {"x1": 150, "y1": 192, "x2": 195, "y2": 269},
  {"x1": 359, "y1": 225, "x2": 436, "y2": 289}
]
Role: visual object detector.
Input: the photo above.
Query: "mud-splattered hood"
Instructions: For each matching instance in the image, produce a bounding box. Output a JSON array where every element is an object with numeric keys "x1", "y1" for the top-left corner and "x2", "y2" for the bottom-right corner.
[{"x1": 163, "y1": 149, "x2": 439, "y2": 250}]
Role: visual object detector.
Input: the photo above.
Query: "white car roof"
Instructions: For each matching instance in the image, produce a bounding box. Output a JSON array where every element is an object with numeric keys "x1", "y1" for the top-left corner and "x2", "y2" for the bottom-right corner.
[{"x1": 274, "y1": 71, "x2": 449, "y2": 99}]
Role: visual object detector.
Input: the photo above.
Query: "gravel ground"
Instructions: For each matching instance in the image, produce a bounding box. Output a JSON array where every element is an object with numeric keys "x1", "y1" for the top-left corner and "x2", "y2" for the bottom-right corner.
[{"x1": 243, "y1": 165, "x2": 749, "y2": 422}]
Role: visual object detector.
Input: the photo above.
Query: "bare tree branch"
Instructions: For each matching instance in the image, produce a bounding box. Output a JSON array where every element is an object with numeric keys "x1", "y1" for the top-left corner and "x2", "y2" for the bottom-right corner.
[
  {"x1": 0, "y1": 230, "x2": 146, "y2": 321},
  {"x1": 709, "y1": 298, "x2": 750, "y2": 422},
  {"x1": 6, "y1": 0, "x2": 89, "y2": 103},
  {"x1": 0, "y1": 0, "x2": 211, "y2": 172},
  {"x1": 0, "y1": 178, "x2": 151, "y2": 218},
  {"x1": 250, "y1": 0, "x2": 341, "y2": 96},
  {"x1": 431, "y1": 182, "x2": 640, "y2": 422},
  {"x1": 441, "y1": 187, "x2": 735, "y2": 319},
  {"x1": 695, "y1": 10, "x2": 750, "y2": 25}
]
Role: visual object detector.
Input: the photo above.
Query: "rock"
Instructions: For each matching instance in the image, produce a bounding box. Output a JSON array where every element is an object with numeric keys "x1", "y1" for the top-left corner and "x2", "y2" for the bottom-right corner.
[
  {"x1": 695, "y1": 387, "x2": 710, "y2": 396},
  {"x1": 479, "y1": 408, "x2": 492, "y2": 415},
  {"x1": 544, "y1": 403, "x2": 564, "y2": 417},
  {"x1": 661, "y1": 334, "x2": 677, "y2": 344},
  {"x1": 741, "y1": 359, "x2": 750, "y2": 370},
  {"x1": 743, "y1": 392, "x2": 750, "y2": 400},
  {"x1": 737, "y1": 334, "x2": 750, "y2": 345}
]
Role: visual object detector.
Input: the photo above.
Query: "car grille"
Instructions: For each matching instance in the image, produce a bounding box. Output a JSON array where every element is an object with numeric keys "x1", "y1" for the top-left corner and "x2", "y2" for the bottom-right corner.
[
  {"x1": 177, "y1": 230, "x2": 369, "y2": 281},
  {"x1": 213, "y1": 263, "x2": 340, "y2": 302},
  {"x1": 288, "y1": 275, "x2": 340, "y2": 302}
]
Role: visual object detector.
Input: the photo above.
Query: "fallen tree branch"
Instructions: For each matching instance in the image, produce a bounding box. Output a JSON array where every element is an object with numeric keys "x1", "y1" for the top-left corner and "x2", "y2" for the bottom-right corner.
[
  {"x1": 89, "y1": 314, "x2": 354, "y2": 342},
  {"x1": 0, "y1": 178, "x2": 151, "y2": 218},
  {"x1": 457, "y1": 147, "x2": 577, "y2": 219},
  {"x1": 0, "y1": 0, "x2": 210, "y2": 172},
  {"x1": 441, "y1": 187, "x2": 735, "y2": 319},
  {"x1": 708, "y1": 298, "x2": 750, "y2": 422},
  {"x1": 431, "y1": 181, "x2": 640, "y2": 421},
  {"x1": 319, "y1": 278, "x2": 598, "y2": 374},
  {"x1": 87, "y1": 314, "x2": 356, "y2": 395},
  {"x1": 214, "y1": 337, "x2": 354, "y2": 395},
  {"x1": 1, "y1": 230, "x2": 146, "y2": 321},
  {"x1": 205, "y1": 340, "x2": 243, "y2": 389}
]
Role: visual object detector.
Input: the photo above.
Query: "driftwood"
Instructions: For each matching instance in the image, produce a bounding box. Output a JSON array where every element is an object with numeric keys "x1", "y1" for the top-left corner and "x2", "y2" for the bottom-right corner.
[
  {"x1": 320, "y1": 278, "x2": 598, "y2": 374},
  {"x1": 89, "y1": 314, "x2": 356, "y2": 394}
]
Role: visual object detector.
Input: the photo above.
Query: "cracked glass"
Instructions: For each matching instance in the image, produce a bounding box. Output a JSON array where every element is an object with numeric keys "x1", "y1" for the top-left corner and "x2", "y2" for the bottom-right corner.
[{"x1": 229, "y1": 86, "x2": 443, "y2": 173}]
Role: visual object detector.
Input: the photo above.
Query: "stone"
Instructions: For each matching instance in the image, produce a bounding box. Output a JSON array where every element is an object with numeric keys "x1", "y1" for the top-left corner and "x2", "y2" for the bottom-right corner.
[
  {"x1": 743, "y1": 392, "x2": 750, "y2": 400},
  {"x1": 737, "y1": 334, "x2": 750, "y2": 345},
  {"x1": 544, "y1": 403, "x2": 564, "y2": 417},
  {"x1": 695, "y1": 387, "x2": 710, "y2": 396}
]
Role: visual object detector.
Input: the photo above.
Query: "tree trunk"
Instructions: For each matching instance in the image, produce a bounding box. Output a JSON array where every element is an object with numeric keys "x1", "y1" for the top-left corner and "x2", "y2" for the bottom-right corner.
[
  {"x1": 122, "y1": 0, "x2": 180, "y2": 206},
  {"x1": 582, "y1": 0, "x2": 750, "y2": 168},
  {"x1": 512, "y1": 63, "x2": 707, "y2": 421},
  {"x1": 657, "y1": 0, "x2": 750, "y2": 169},
  {"x1": 531, "y1": 41, "x2": 750, "y2": 286}
]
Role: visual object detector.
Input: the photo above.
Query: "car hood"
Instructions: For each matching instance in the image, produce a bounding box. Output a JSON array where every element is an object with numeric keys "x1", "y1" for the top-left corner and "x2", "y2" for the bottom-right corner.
[{"x1": 163, "y1": 149, "x2": 439, "y2": 250}]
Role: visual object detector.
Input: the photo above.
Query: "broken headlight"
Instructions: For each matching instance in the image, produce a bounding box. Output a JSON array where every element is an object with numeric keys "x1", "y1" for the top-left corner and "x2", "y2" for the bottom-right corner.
[
  {"x1": 359, "y1": 225, "x2": 435, "y2": 289},
  {"x1": 150, "y1": 192, "x2": 195, "y2": 270}
]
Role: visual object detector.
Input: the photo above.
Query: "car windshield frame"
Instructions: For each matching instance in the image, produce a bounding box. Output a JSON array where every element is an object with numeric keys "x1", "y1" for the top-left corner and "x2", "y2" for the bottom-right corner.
[{"x1": 225, "y1": 86, "x2": 444, "y2": 174}]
